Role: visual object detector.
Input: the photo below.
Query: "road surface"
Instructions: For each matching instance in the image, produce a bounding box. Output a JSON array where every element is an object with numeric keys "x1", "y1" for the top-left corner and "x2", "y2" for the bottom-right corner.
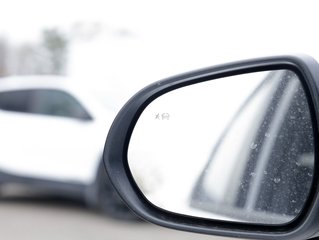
[{"x1": 0, "y1": 196, "x2": 233, "y2": 240}]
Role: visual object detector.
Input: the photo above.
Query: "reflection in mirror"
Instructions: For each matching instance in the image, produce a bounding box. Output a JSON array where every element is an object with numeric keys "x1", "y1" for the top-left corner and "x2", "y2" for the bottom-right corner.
[{"x1": 128, "y1": 70, "x2": 315, "y2": 224}]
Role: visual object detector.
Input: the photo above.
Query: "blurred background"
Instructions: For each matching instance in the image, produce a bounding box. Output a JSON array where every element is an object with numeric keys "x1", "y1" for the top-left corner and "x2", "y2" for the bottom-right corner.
[{"x1": 0, "y1": 0, "x2": 319, "y2": 239}]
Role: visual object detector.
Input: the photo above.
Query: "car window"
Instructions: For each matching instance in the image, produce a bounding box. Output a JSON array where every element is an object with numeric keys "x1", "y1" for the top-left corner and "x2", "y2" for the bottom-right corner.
[
  {"x1": 30, "y1": 89, "x2": 92, "y2": 120},
  {"x1": 191, "y1": 70, "x2": 314, "y2": 222},
  {"x1": 0, "y1": 89, "x2": 92, "y2": 120},
  {"x1": 190, "y1": 72, "x2": 280, "y2": 212},
  {"x1": 0, "y1": 89, "x2": 30, "y2": 112},
  {"x1": 0, "y1": 91, "x2": 31, "y2": 113}
]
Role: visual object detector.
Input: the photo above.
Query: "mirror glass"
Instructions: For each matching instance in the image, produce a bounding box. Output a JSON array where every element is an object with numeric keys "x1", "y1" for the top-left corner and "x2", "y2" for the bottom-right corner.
[{"x1": 128, "y1": 70, "x2": 315, "y2": 224}]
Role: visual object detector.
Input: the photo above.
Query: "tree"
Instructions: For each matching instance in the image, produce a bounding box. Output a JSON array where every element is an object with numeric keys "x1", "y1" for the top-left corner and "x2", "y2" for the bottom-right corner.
[
  {"x1": 0, "y1": 38, "x2": 9, "y2": 77},
  {"x1": 41, "y1": 28, "x2": 69, "y2": 75}
]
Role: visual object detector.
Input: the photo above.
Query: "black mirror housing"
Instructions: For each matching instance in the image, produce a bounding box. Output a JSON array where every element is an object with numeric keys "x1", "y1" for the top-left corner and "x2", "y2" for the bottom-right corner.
[{"x1": 103, "y1": 55, "x2": 319, "y2": 240}]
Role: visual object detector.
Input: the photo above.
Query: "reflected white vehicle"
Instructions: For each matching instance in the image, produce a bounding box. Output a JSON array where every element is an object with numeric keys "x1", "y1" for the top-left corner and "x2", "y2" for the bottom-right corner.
[{"x1": 0, "y1": 75, "x2": 135, "y2": 220}]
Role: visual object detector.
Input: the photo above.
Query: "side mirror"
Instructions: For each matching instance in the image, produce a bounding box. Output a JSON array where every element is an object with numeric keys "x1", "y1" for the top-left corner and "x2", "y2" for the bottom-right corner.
[{"x1": 104, "y1": 55, "x2": 319, "y2": 240}]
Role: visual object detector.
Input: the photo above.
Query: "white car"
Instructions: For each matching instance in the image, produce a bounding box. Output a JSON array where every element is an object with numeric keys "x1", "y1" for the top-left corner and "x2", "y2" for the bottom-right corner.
[{"x1": 0, "y1": 75, "x2": 135, "y2": 220}]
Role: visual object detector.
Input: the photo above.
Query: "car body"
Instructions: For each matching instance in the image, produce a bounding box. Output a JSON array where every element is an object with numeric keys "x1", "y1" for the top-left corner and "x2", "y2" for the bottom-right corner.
[{"x1": 0, "y1": 75, "x2": 135, "y2": 219}]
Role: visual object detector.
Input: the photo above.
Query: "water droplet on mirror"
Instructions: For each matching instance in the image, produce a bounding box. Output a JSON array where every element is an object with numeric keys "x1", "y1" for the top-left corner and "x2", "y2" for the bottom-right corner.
[
  {"x1": 263, "y1": 170, "x2": 268, "y2": 175},
  {"x1": 250, "y1": 172, "x2": 256, "y2": 177},
  {"x1": 250, "y1": 143, "x2": 258, "y2": 150},
  {"x1": 265, "y1": 132, "x2": 270, "y2": 138},
  {"x1": 308, "y1": 173, "x2": 313, "y2": 177},
  {"x1": 274, "y1": 178, "x2": 281, "y2": 183}
]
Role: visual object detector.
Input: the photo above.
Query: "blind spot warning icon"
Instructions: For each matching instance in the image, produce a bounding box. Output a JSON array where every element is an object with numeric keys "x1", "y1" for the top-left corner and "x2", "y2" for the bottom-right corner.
[
  {"x1": 162, "y1": 113, "x2": 170, "y2": 120},
  {"x1": 155, "y1": 113, "x2": 170, "y2": 120}
]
